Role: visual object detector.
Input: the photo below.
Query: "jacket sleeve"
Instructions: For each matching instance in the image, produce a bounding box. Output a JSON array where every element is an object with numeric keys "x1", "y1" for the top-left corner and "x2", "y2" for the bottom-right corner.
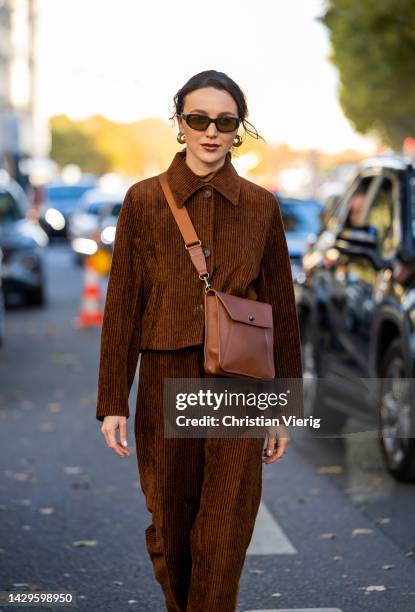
[
  {"x1": 96, "y1": 185, "x2": 143, "y2": 422},
  {"x1": 256, "y1": 193, "x2": 304, "y2": 417}
]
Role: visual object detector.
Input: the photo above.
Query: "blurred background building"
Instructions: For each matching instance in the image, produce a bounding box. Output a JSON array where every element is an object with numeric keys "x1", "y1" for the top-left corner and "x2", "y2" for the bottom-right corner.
[{"x1": 0, "y1": 0, "x2": 49, "y2": 188}]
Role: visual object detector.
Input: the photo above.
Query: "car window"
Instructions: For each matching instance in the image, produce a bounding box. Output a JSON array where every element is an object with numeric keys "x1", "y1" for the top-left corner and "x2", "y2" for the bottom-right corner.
[
  {"x1": 279, "y1": 200, "x2": 322, "y2": 234},
  {"x1": 342, "y1": 176, "x2": 374, "y2": 230},
  {"x1": 410, "y1": 176, "x2": 415, "y2": 240},
  {"x1": 109, "y1": 203, "x2": 122, "y2": 217},
  {"x1": 362, "y1": 176, "x2": 396, "y2": 257},
  {"x1": 0, "y1": 191, "x2": 23, "y2": 223},
  {"x1": 45, "y1": 185, "x2": 92, "y2": 201},
  {"x1": 86, "y1": 202, "x2": 108, "y2": 215}
]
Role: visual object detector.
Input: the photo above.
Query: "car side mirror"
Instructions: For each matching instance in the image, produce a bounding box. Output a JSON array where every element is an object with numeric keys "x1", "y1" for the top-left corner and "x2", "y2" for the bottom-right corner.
[
  {"x1": 335, "y1": 225, "x2": 383, "y2": 268},
  {"x1": 337, "y1": 225, "x2": 378, "y2": 248}
]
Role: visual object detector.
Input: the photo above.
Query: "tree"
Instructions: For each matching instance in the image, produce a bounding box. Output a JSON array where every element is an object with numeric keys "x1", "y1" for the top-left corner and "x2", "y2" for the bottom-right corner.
[
  {"x1": 320, "y1": 0, "x2": 415, "y2": 149},
  {"x1": 50, "y1": 115, "x2": 111, "y2": 173}
]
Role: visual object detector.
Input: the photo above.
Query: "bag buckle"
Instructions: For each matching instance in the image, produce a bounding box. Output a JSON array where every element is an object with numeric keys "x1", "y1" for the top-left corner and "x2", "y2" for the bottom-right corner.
[
  {"x1": 185, "y1": 239, "x2": 201, "y2": 250},
  {"x1": 199, "y1": 272, "x2": 212, "y2": 292}
]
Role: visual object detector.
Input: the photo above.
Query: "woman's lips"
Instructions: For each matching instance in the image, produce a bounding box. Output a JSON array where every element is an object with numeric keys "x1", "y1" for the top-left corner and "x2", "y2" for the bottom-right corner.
[{"x1": 201, "y1": 144, "x2": 220, "y2": 151}]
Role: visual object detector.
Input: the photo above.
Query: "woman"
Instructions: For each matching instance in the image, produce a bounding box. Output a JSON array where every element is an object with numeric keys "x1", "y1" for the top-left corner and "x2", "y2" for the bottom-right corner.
[{"x1": 96, "y1": 70, "x2": 303, "y2": 612}]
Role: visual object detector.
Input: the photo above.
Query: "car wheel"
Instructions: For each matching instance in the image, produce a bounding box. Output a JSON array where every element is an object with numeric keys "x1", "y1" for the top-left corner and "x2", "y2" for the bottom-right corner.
[
  {"x1": 378, "y1": 339, "x2": 415, "y2": 482},
  {"x1": 300, "y1": 309, "x2": 319, "y2": 417},
  {"x1": 301, "y1": 308, "x2": 347, "y2": 434},
  {"x1": 26, "y1": 274, "x2": 47, "y2": 307}
]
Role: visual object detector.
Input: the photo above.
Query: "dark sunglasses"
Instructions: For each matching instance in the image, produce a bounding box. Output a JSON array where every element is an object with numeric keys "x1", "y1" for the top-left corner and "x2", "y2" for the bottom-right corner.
[{"x1": 181, "y1": 113, "x2": 241, "y2": 133}]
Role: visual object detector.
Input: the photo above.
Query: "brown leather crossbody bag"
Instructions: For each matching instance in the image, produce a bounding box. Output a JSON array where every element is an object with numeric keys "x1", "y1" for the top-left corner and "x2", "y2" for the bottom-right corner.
[{"x1": 159, "y1": 172, "x2": 275, "y2": 380}]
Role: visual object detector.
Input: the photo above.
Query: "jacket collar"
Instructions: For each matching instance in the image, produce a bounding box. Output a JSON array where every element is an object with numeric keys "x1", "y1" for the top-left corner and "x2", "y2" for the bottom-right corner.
[{"x1": 165, "y1": 149, "x2": 241, "y2": 208}]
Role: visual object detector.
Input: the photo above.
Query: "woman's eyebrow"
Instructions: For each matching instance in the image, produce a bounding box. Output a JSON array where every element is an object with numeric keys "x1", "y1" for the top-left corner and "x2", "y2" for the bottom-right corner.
[{"x1": 188, "y1": 109, "x2": 237, "y2": 116}]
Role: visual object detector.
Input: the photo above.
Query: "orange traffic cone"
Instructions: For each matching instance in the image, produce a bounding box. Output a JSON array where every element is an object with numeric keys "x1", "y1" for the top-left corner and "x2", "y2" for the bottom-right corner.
[{"x1": 74, "y1": 255, "x2": 103, "y2": 328}]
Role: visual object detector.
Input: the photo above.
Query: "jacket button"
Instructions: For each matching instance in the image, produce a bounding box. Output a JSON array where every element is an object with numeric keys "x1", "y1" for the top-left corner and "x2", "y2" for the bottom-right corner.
[
  {"x1": 203, "y1": 188, "x2": 212, "y2": 198},
  {"x1": 194, "y1": 303, "x2": 204, "y2": 313},
  {"x1": 203, "y1": 247, "x2": 211, "y2": 257}
]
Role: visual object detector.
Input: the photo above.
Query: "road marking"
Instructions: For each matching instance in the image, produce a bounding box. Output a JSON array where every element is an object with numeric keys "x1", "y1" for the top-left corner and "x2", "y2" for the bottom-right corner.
[{"x1": 246, "y1": 501, "x2": 296, "y2": 555}]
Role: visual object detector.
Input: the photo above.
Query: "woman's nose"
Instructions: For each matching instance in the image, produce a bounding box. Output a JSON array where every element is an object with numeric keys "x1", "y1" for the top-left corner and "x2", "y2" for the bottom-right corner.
[{"x1": 206, "y1": 121, "x2": 218, "y2": 136}]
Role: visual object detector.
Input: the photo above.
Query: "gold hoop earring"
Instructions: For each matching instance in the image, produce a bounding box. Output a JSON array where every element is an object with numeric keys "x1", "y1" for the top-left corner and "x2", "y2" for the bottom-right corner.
[
  {"x1": 233, "y1": 134, "x2": 242, "y2": 147},
  {"x1": 177, "y1": 132, "x2": 186, "y2": 144}
]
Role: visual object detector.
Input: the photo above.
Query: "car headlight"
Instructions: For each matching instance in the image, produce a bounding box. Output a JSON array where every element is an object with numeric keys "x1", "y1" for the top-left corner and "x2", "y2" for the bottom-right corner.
[
  {"x1": 45, "y1": 208, "x2": 66, "y2": 230},
  {"x1": 71, "y1": 238, "x2": 98, "y2": 255},
  {"x1": 101, "y1": 225, "x2": 116, "y2": 245},
  {"x1": 290, "y1": 260, "x2": 305, "y2": 284}
]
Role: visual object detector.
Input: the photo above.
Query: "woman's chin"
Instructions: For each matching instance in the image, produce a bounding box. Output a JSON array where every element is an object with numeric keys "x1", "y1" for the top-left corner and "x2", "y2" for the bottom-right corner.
[{"x1": 198, "y1": 148, "x2": 225, "y2": 163}]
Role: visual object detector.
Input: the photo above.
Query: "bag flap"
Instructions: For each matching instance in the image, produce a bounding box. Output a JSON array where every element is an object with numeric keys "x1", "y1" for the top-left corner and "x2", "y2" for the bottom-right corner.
[{"x1": 213, "y1": 290, "x2": 273, "y2": 328}]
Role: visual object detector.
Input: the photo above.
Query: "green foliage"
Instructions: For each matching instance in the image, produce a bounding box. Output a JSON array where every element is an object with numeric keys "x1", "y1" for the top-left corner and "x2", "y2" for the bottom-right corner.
[
  {"x1": 49, "y1": 114, "x2": 178, "y2": 177},
  {"x1": 319, "y1": 0, "x2": 415, "y2": 149},
  {"x1": 50, "y1": 115, "x2": 112, "y2": 173}
]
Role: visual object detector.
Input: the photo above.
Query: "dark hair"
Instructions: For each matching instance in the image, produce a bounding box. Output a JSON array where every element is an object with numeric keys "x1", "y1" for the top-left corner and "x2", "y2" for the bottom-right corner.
[{"x1": 169, "y1": 70, "x2": 265, "y2": 157}]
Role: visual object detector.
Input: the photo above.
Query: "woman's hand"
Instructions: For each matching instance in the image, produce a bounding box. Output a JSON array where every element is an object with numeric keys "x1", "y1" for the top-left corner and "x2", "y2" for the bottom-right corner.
[
  {"x1": 101, "y1": 416, "x2": 130, "y2": 457},
  {"x1": 262, "y1": 424, "x2": 290, "y2": 464}
]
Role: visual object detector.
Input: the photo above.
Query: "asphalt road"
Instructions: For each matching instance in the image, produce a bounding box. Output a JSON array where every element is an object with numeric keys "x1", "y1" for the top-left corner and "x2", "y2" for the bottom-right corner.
[{"x1": 0, "y1": 242, "x2": 414, "y2": 612}]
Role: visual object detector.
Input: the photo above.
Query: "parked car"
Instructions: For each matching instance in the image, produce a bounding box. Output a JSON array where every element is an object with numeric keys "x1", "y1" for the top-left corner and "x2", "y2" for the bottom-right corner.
[
  {"x1": 68, "y1": 188, "x2": 125, "y2": 265},
  {"x1": 0, "y1": 247, "x2": 5, "y2": 347},
  {"x1": 0, "y1": 170, "x2": 49, "y2": 307},
  {"x1": 299, "y1": 154, "x2": 415, "y2": 481},
  {"x1": 38, "y1": 175, "x2": 97, "y2": 238},
  {"x1": 276, "y1": 195, "x2": 324, "y2": 284}
]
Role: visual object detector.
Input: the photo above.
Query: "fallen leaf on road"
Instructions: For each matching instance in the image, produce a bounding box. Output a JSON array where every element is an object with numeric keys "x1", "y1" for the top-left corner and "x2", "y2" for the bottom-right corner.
[
  {"x1": 359, "y1": 585, "x2": 387, "y2": 592},
  {"x1": 249, "y1": 569, "x2": 264, "y2": 575},
  {"x1": 71, "y1": 540, "x2": 97, "y2": 548},
  {"x1": 320, "y1": 532, "x2": 336, "y2": 540},
  {"x1": 39, "y1": 423, "x2": 55, "y2": 433},
  {"x1": 51, "y1": 352, "x2": 80, "y2": 367},
  {"x1": 18, "y1": 401, "x2": 33, "y2": 411},
  {"x1": 39, "y1": 507, "x2": 55, "y2": 515},
  {"x1": 48, "y1": 403, "x2": 63, "y2": 413},
  {"x1": 310, "y1": 488, "x2": 320, "y2": 495},
  {"x1": 8, "y1": 471, "x2": 33, "y2": 481},
  {"x1": 63, "y1": 467, "x2": 83, "y2": 475},
  {"x1": 352, "y1": 528, "x2": 374, "y2": 536},
  {"x1": 318, "y1": 465, "x2": 343, "y2": 474},
  {"x1": 80, "y1": 393, "x2": 97, "y2": 407}
]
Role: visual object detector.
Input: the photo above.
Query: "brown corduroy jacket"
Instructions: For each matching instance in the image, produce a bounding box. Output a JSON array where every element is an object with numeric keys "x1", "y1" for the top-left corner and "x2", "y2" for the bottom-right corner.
[{"x1": 96, "y1": 149, "x2": 303, "y2": 422}]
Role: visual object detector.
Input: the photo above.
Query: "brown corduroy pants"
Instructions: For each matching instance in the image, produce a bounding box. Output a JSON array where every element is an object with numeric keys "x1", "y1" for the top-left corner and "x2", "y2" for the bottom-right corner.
[{"x1": 134, "y1": 345, "x2": 265, "y2": 612}]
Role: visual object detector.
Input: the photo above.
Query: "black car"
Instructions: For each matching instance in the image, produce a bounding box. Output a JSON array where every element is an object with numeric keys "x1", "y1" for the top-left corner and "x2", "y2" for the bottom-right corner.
[
  {"x1": 277, "y1": 195, "x2": 324, "y2": 284},
  {"x1": 299, "y1": 155, "x2": 415, "y2": 481},
  {"x1": 0, "y1": 174, "x2": 48, "y2": 307},
  {"x1": 0, "y1": 247, "x2": 5, "y2": 347}
]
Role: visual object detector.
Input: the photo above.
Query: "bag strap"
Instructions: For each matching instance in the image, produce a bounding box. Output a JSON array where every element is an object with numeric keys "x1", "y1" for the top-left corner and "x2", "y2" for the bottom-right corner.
[{"x1": 159, "y1": 172, "x2": 212, "y2": 290}]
